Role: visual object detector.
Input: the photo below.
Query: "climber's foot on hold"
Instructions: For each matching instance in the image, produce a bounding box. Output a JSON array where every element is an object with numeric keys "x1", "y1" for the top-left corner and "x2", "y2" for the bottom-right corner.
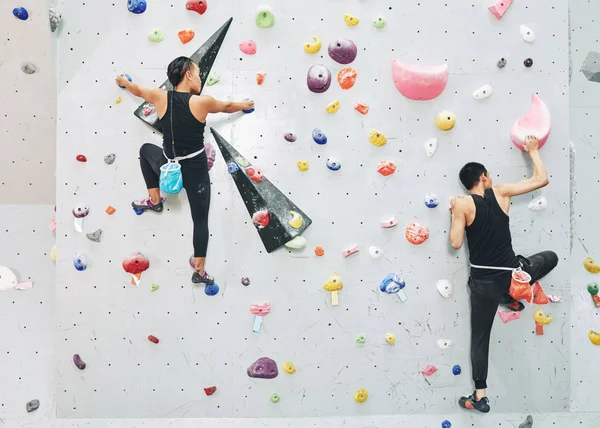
[
  {"x1": 192, "y1": 271, "x2": 214, "y2": 285},
  {"x1": 504, "y1": 301, "x2": 525, "y2": 312},
  {"x1": 459, "y1": 391, "x2": 490, "y2": 413},
  {"x1": 132, "y1": 196, "x2": 165, "y2": 213}
]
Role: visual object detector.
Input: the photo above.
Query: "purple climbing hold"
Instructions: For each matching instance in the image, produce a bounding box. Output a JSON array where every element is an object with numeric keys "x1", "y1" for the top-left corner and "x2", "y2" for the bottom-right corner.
[
  {"x1": 284, "y1": 132, "x2": 297, "y2": 142},
  {"x1": 241, "y1": 277, "x2": 250, "y2": 286},
  {"x1": 13, "y1": 7, "x2": 28, "y2": 20},
  {"x1": 524, "y1": 58, "x2": 533, "y2": 68},
  {"x1": 307, "y1": 64, "x2": 332, "y2": 93},
  {"x1": 73, "y1": 354, "x2": 86, "y2": 370},
  {"x1": 247, "y1": 357, "x2": 278, "y2": 379},
  {"x1": 328, "y1": 39, "x2": 357, "y2": 65}
]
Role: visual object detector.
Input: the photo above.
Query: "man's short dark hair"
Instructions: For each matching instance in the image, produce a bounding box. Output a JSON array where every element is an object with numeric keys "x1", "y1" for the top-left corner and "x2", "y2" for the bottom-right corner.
[{"x1": 459, "y1": 162, "x2": 488, "y2": 190}]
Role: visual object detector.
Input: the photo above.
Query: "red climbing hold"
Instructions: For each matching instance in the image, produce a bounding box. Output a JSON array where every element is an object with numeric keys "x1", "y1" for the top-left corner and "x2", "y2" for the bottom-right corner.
[
  {"x1": 186, "y1": 0, "x2": 207, "y2": 15},
  {"x1": 252, "y1": 210, "x2": 270, "y2": 228},
  {"x1": 204, "y1": 386, "x2": 217, "y2": 396},
  {"x1": 246, "y1": 167, "x2": 263, "y2": 183},
  {"x1": 76, "y1": 155, "x2": 87, "y2": 162},
  {"x1": 148, "y1": 335, "x2": 159, "y2": 344}
]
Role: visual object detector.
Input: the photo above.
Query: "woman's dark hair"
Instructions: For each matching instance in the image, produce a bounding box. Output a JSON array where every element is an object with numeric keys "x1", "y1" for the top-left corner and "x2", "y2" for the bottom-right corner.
[
  {"x1": 459, "y1": 162, "x2": 488, "y2": 190},
  {"x1": 167, "y1": 56, "x2": 197, "y2": 86}
]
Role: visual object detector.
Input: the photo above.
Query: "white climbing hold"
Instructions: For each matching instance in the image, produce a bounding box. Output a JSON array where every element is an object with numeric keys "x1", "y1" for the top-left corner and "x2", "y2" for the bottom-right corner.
[
  {"x1": 285, "y1": 236, "x2": 306, "y2": 249},
  {"x1": 520, "y1": 25, "x2": 535, "y2": 43},
  {"x1": 0, "y1": 266, "x2": 19, "y2": 291},
  {"x1": 424, "y1": 138, "x2": 438, "y2": 157},
  {"x1": 437, "y1": 339, "x2": 452, "y2": 350},
  {"x1": 436, "y1": 279, "x2": 452, "y2": 299},
  {"x1": 528, "y1": 196, "x2": 547, "y2": 212},
  {"x1": 21, "y1": 63, "x2": 36, "y2": 74},
  {"x1": 472, "y1": 84, "x2": 493, "y2": 100},
  {"x1": 49, "y1": 4, "x2": 62, "y2": 32},
  {"x1": 368, "y1": 246, "x2": 383, "y2": 259}
]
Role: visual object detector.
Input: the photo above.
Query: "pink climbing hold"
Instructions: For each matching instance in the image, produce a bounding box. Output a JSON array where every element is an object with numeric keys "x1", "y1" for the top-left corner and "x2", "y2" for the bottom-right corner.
[
  {"x1": 250, "y1": 302, "x2": 271, "y2": 316},
  {"x1": 421, "y1": 365, "x2": 438, "y2": 376},
  {"x1": 342, "y1": 245, "x2": 359, "y2": 258},
  {"x1": 391, "y1": 61, "x2": 449, "y2": 101},
  {"x1": 239, "y1": 40, "x2": 257, "y2": 55},
  {"x1": 252, "y1": 210, "x2": 270, "y2": 228},
  {"x1": 498, "y1": 310, "x2": 522, "y2": 324},
  {"x1": 381, "y1": 216, "x2": 398, "y2": 228},
  {"x1": 488, "y1": 0, "x2": 513, "y2": 20},
  {"x1": 510, "y1": 94, "x2": 551, "y2": 151}
]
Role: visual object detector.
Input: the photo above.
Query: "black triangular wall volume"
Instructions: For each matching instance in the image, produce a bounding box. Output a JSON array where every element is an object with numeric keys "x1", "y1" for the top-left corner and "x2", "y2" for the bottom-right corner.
[
  {"x1": 133, "y1": 17, "x2": 233, "y2": 133},
  {"x1": 210, "y1": 127, "x2": 313, "y2": 253}
]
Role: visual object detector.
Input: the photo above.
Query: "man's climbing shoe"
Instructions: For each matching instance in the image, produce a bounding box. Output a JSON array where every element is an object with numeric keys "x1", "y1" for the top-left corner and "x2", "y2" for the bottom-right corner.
[
  {"x1": 504, "y1": 301, "x2": 525, "y2": 312},
  {"x1": 459, "y1": 391, "x2": 490, "y2": 413},
  {"x1": 192, "y1": 271, "x2": 214, "y2": 285},
  {"x1": 131, "y1": 196, "x2": 165, "y2": 213}
]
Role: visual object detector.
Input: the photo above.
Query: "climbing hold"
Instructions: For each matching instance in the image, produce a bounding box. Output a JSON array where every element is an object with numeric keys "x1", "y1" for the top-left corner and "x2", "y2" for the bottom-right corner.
[
  {"x1": 510, "y1": 94, "x2": 551, "y2": 151},
  {"x1": 314, "y1": 246, "x2": 324, "y2": 256},
  {"x1": 115, "y1": 97, "x2": 123, "y2": 104},
  {"x1": 584, "y1": 257, "x2": 600, "y2": 273},
  {"x1": 520, "y1": 25, "x2": 535, "y2": 42},
  {"x1": 437, "y1": 339, "x2": 452, "y2": 350},
  {"x1": 256, "y1": 6, "x2": 275, "y2": 28},
  {"x1": 227, "y1": 162, "x2": 239, "y2": 174},
  {"x1": 488, "y1": 0, "x2": 512, "y2": 19},
  {"x1": 256, "y1": 72, "x2": 266, "y2": 85},
  {"x1": 26, "y1": 399, "x2": 39, "y2": 413},
  {"x1": 326, "y1": 157, "x2": 341, "y2": 171},
  {"x1": 422, "y1": 365, "x2": 438, "y2": 376},
  {"x1": 0, "y1": 266, "x2": 18, "y2": 291},
  {"x1": 13, "y1": 7, "x2": 28, "y2": 20},
  {"x1": 354, "y1": 102, "x2": 369, "y2": 115},
  {"x1": 405, "y1": 222, "x2": 429, "y2": 245},
  {"x1": 297, "y1": 161, "x2": 309, "y2": 171},
  {"x1": 312, "y1": 128, "x2": 328, "y2": 145},
  {"x1": 206, "y1": 71, "x2": 220, "y2": 86},
  {"x1": 581, "y1": 51, "x2": 600, "y2": 83},
  {"x1": 518, "y1": 415, "x2": 533, "y2": 428},
  {"x1": 246, "y1": 167, "x2": 263, "y2": 182},
  {"x1": 424, "y1": 193, "x2": 439, "y2": 208},
  {"x1": 143, "y1": 105, "x2": 154, "y2": 116},
  {"x1": 284, "y1": 132, "x2": 296, "y2": 142},
  {"x1": 380, "y1": 273, "x2": 406, "y2": 294},
  {"x1": 354, "y1": 389, "x2": 368, "y2": 403},
  {"x1": 533, "y1": 308, "x2": 552, "y2": 335},
  {"x1": 241, "y1": 277, "x2": 250, "y2": 286},
  {"x1": 76, "y1": 154, "x2": 87, "y2": 162},
  {"x1": 528, "y1": 196, "x2": 547, "y2": 211},
  {"x1": 436, "y1": 279, "x2": 452, "y2": 299},
  {"x1": 342, "y1": 245, "x2": 359, "y2": 258},
  {"x1": 186, "y1": 0, "x2": 207, "y2": 15},
  {"x1": 435, "y1": 111, "x2": 456, "y2": 131},
  {"x1": 178, "y1": 29, "x2": 195, "y2": 44},
  {"x1": 368, "y1": 246, "x2": 383, "y2": 259},
  {"x1": 150, "y1": 284, "x2": 160, "y2": 292},
  {"x1": 148, "y1": 335, "x2": 159, "y2": 344},
  {"x1": 49, "y1": 5, "x2": 62, "y2": 32},
  {"x1": 524, "y1": 58, "x2": 534, "y2": 68},
  {"x1": 498, "y1": 310, "x2": 522, "y2": 323},
  {"x1": 588, "y1": 282, "x2": 599, "y2": 295},
  {"x1": 441, "y1": 420, "x2": 452, "y2": 428},
  {"x1": 104, "y1": 153, "x2": 116, "y2": 165},
  {"x1": 247, "y1": 357, "x2": 278, "y2": 379},
  {"x1": 356, "y1": 334, "x2": 366, "y2": 344},
  {"x1": 368, "y1": 130, "x2": 388, "y2": 147},
  {"x1": 283, "y1": 362, "x2": 296, "y2": 374},
  {"x1": 21, "y1": 63, "x2": 36, "y2": 75},
  {"x1": 377, "y1": 161, "x2": 396, "y2": 176},
  {"x1": 122, "y1": 252, "x2": 150, "y2": 286},
  {"x1": 328, "y1": 39, "x2": 357, "y2": 65},
  {"x1": 303, "y1": 36, "x2": 322, "y2": 54},
  {"x1": 242, "y1": 99, "x2": 255, "y2": 114},
  {"x1": 50, "y1": 245, "x2": 56, "y2": 261},
  {"x1": 250, "y1": 302, "x2": 271, "y2": 316},
  {"x1": 252, "y1": 210, "x2": 269, "y2": 228},
  {"x1": 118, "y1": 74, "x2": 132, "y2": 88},
  {"x1": 73, "y1": 354, "x2": 86, "y2": 370},
  {"x1": 86, "y1": 229, "x2": 102, "y2": 243},
  {"x1": 452, "y1": 365, "x2": 461, "y2": 375},
  {"x1": 288, "y1": 211, "x2": 303, "y2": 229},
  {"x1": 148, "y1": 29, "x2": 165, "y2": 42},
  {"x1": 326, "y1": 100, "x2": 340, "y2": 114},
  {"x1": 307, "y1": 64, "x2": 332, "y2": 93},
  {"x1": 133, "y1": 207, "x2": 143, "y2": 215},
  {"x1": 381, "y1": 216, "x2": 398, "y2": 228},
  {"x1": 385, "y1": 333, "x2": 395, "y2": 345},
  {"x1": 588, "y1": 330, "x2": 600, "y2": 345},
  {"x1": 239, "y1": 40, "x2": 257, "y2": 55},
  {"x1": 270, "y1": 393, "x2": 280, "y2": 403},
  {"x1": 424, "y1": 138, "x2": 438, "y2": 157},
  {"x1": 373, "y1": 16, "x2": 386, "y2": 29},
  {"x1": 105, "y1": 206, "x2": 116, "y2": 215},
  {"x1": 49, "y1": 216, "x2": 56, "y2": 233},
  {"x1": 204, "y1": 283, "x2": 219, "y2": 296},
  {"x1": 338, "y1": 67, "x2": 358, "y2": 90},
  {"x1": 127, "y1": 0, "x2": 147, "y2": 14},
  {"x1": 472, "y1": 84, "x2": 493, "y2": 100},
  {"x1": 497, "y1": 58, "x2": 507, "y2": 69},
  {"x1": 204, "y1": 386, "x2": 217, "y2": 396},
  {"x1": 391, "y1": 61, "x2": 449, "y2": 101},
  {"x1": 285, "y1": 236, "x2": 306, "y2": 249},
  {"x1": 344, "y1": 14, "x2": 359, "y2": 26},
  {"x1": 73, "y1": 253, "x2": 88, "y2": 271},
  {"x1": 323, "y1": 273, "x2": 343, "y2": 292}
]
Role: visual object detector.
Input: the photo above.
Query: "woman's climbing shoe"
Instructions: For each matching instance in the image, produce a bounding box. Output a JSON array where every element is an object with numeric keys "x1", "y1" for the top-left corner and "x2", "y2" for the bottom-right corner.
[
  {"x1": 131, "y1": 196, "x2": 165, "y2": 213},
  {"x1": 192, "y1": 271, "x2": 214, "y2": 285},
  {"x1": 459, "y1": 391, "x2": 490, "y2": 413}
]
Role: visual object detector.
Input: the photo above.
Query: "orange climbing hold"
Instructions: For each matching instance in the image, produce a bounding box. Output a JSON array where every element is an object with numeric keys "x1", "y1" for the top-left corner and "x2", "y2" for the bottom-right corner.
[
  {"x1": 377, "y1": 160, "x2": 396, "y2": 176},
  {"x1": 405, "y1": 222, "x2": 429, "y2": 245},
  {"x1": 337, "y1": 67, "x2": 357, "y2": 90},
  {"x1": 314, "y1": 246, "x2": 325, "y2": 257},
  {"x1": 178, "y1": 29, "x2": 195, "y2": 44},
  {"x1": 256, "y1": 72, "x2": 266, "y2": 85},
  {"x1": 105, "y1": 206, "x2": 116, "y2": 215},
  {"x1": 354, "y1": 102, "x2": 369, "y2": 115}
]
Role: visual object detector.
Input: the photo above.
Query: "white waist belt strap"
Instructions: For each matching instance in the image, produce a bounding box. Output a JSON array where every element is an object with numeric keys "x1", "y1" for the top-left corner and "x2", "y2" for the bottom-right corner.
[
  {"x1": 163, "y1": 147, "x2": 205, "y2": 162},
  {"x1": 469, "y1": 263, "x2": 516, "y2": 271}
]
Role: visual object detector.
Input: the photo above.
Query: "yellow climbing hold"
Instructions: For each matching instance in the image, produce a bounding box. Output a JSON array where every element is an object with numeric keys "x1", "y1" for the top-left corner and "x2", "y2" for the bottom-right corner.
[
  {"x1": 588, "y1": 330, "x2": 600, "y2": 345},
  {"x1": 533, "y1": 308, "x2": 552, "y2": 325},
  {"x1": 283, "y1": 361, "x2": 297, "y2": 374},
  {"x1": 50, "y1": 245, "x2": 56, "y2": 261},
  {"x1": 115, "y1": 96, "x2": 123, "y2": 104},
  {"x1": 297, "y1": 160, "x2": 309, "y2": 171},
  {"x1": 326, "y1": 100, "x2": 340, "y2": 114},
  {"x1": 303, "y1": 36, "x2": 321, "y2": 54},
  {"x1": 354, "y1": 388, "x2": 368, "y2": 403},
  {"x1": 385, "y1": 333, "x2": 395, "y2": 345},
  {"x1": 368, "y1": 130, "x2": 388, "y2": 147},
  {"x1": 584, "y1": 257, "x2": 600, "y2": 273},
  {"x1": 289, "y1": 211, "x2": 303, "y2": 229},
  {"x1": 344, "y1": 14, "x2": 359, "y2": 26},
  {"x1": 435, "y1": 111, "x2": 456, "y2": 131},
  {"x1": 323, "y1": 273, "x2": 343, "y2": 292}
]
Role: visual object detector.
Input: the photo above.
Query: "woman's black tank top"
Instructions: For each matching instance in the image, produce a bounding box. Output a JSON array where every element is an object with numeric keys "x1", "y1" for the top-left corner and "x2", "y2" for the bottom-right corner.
[
  {"x1": 160, "y1": 91, "x2": 206, "y2": 158},
  {"x1": 466, "y1": 188, "x2": 519, "y2": 280}
]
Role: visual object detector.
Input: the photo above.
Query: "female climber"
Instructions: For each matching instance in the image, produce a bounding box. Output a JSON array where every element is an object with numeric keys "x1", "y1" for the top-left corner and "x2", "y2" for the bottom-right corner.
[{"x1": 115, "y1": 56, "x2": 254, "y2": 285}]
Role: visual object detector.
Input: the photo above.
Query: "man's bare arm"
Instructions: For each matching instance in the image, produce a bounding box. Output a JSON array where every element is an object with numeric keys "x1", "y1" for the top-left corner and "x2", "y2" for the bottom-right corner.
[{"x1": 449, "y1": 198, "x2": 467, "y2": 249}]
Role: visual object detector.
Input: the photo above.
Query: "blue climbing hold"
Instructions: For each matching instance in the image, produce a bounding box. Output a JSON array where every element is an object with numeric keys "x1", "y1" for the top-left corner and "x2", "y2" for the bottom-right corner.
[
  {"x1": 441, "y1": 420, "x2": 451, "y2": 428},
  {"x1": 312, "y1": 128, "x2": 327, "y2": 145},
  {"x1": 242, "y1": 99, "x2": 255, "y2": 114},
  {"x1": 424, "y1": 193, "x2": 439, "y2": 208},
  {"x1": 13, "y1": 7, "x2": 28, "y2": 20},
  {"x1": 379, "y1": 273, "x2": 406, "y2": 294},
  {"x1": 326, "y1": 157, "x2": 341, "y2": 171},
  {"x1": 452, "y1": 365, "x2": 461, "y2": 375},
  {"x1": 127, "y1": 0, "x2": 147, "y2": 14},
  {"x1": 118, "y1": 74, "x2": 133, "y2": 88},
  {"x1": 227, "y1": 162, "x2": 239, "y2": 174},
  {"x1": 133, "y1": 207, "x2": 144, "y2": 216},
  {"x1": 73, "y1": 253, "x2": 88, "y2": 271},
  {"x1": 205, "y1": 283, "x2": 220, "y2": 296}
]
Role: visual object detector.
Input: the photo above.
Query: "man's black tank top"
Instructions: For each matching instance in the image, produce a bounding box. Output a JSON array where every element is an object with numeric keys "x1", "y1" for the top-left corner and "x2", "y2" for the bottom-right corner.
[
  {"x1": 160, "y1": 91, "x2": 206, "y2": 159},
  {"x1": 466, "y1": 188, "x2": 519, "y2": 280}
]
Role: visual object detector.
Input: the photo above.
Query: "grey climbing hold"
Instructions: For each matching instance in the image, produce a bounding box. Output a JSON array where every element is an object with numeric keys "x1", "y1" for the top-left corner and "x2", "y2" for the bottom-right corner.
[
  {"x1": 519, "y1": 415, "x2": 533, "y2": 428},
  {"x1": 26, "y1": 399, "x2": 40, "y2": 412},
  {"x1": 104, "y1": 153, "x2": 116, "y2": 165},
  {"x1": 497, "y1": 58, "x2": 507, "y2": 69},
  {"x1": 582, "y1": 51, "x2": 600, "y2": 83},
  {"x1": 86, "y1": 229, "x2": 102, "y2": 242},
  {"x1": 49, "y1": 5, "x2": 61, "y2": 32},
  {"x1": 21, "y1": 63, "x2": 36, "y2": 74}
]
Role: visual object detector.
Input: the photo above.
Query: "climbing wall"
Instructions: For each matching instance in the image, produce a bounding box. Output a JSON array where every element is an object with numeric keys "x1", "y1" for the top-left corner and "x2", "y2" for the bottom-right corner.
[{"x1": 55, "y1": 0, "x2": 570, "y2": 420}]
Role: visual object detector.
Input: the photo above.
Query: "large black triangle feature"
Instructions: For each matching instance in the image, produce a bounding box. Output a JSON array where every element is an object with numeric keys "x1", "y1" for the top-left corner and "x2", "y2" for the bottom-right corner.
[
  {"x1": 210, "y1": 127, "x2": 313, "y2": 254},
  {"x1": 133, "y1": 17, "x2": 233, "y2": 133}
]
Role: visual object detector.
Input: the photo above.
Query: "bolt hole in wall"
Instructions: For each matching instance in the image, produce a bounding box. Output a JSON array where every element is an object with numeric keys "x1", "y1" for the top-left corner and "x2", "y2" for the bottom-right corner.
[{"x1": 47, "y1": 0, "x2": 575, "y2": 422}]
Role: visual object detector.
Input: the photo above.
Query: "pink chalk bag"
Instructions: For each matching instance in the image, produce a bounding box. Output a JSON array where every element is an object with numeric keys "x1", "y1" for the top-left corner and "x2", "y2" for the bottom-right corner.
[{"x1": 159, "y1": 91, "x2": 205, "y2": 194}]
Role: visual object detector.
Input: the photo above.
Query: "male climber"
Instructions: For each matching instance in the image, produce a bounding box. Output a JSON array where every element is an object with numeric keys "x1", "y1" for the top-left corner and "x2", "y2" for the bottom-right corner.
[{"x1": 449, "y1": 135, "x2": 558, "y2": 413}]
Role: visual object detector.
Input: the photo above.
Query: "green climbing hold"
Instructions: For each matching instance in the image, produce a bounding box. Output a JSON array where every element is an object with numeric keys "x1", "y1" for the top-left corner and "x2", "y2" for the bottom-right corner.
[
  {"x1": 150, "y1": 284, "x2": 160, "y2": 292},
  {"x1": 148, "y1": 29, "x2": 165, "y2": 42},
  {"x1": 356, "y1": 334, "x2": 366, "y2": 344},
  {"x1": 270, "y1": 393, "x2": 280, "y2": 403},
  {"x1": 373, "y1": 16, "x2": 386, "y2": 29},
  {"x1": 255, "y1": 6, "x2": 275, "y2": 28},
  {"x1": 206, "y1": 71, "x2": 220, "y2": 86},
  {"x1": 237, "y1": 157, "x2": 250, "y2": 167},
  {"x1": 588, "y1": 282, "x2": 599, "y2": 295}
]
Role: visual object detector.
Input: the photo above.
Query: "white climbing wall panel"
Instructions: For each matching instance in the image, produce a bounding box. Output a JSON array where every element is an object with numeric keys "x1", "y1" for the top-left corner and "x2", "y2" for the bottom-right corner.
[{"x1": 55, "y1": 0, "x2": 570, "y2": 420}]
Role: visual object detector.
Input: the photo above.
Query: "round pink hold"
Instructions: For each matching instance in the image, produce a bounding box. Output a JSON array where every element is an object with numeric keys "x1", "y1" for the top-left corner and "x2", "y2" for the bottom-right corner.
[{"x1": 239, "y1": 40, "x2": 257, "y2": 55}]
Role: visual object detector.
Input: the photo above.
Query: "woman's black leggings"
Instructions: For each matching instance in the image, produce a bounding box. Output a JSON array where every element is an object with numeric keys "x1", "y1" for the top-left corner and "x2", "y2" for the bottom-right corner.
[
  {"x1": 468, "y1": 250, "x2": 559, "y2": 390},
  {"x1": 139, "y1": 143, "x2": 211, "y2": 258}
]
